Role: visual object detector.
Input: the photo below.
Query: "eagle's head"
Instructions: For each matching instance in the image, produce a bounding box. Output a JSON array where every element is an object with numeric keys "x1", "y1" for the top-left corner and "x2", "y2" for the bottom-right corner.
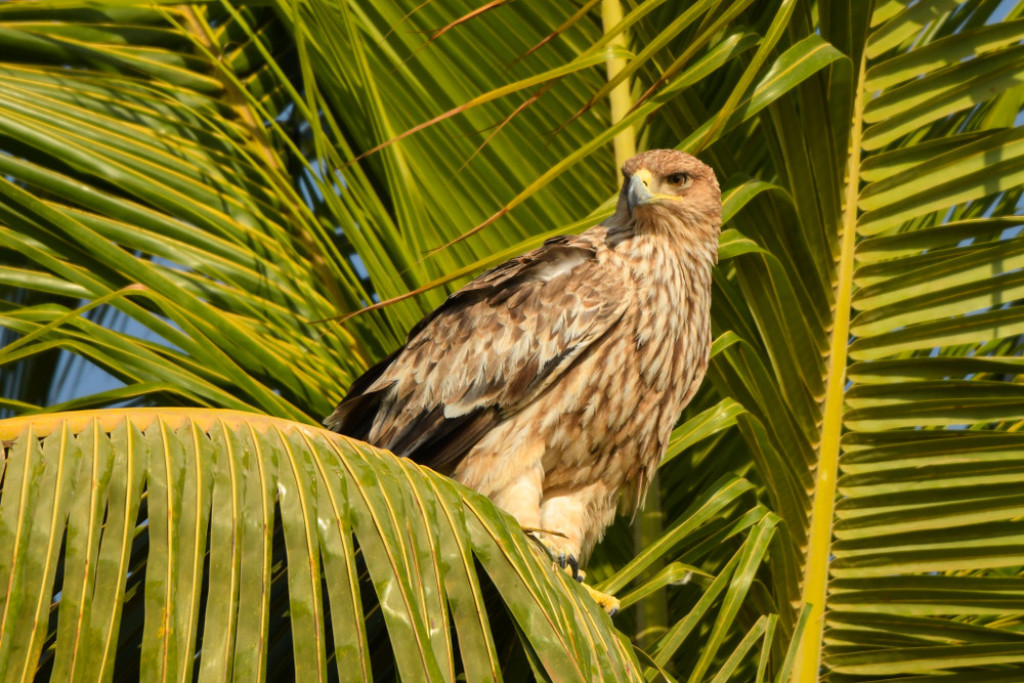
[{"x1": 614, "y1": 149, "x2": 721, "y2": 244}]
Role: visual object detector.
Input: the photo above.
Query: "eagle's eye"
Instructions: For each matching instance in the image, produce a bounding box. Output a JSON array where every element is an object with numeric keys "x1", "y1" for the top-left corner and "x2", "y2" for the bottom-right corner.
[{"x1": 666, "y1": 172, "x2": 690, "y2": 186}]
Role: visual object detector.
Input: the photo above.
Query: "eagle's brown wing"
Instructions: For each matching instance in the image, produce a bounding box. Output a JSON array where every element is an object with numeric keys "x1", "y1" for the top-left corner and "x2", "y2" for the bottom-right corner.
[{"x1": 326, "y1": 232, "x2": 630, "y2": 474}]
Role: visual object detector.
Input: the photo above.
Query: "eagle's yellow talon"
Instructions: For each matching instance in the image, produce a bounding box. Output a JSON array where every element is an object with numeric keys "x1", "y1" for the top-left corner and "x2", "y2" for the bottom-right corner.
[
  {"x1": 582, "y1": 583, "x2": 620, "y2": 616},
  {"x1": 563, "y1": 564, "x2": 585, "y2": 583}
]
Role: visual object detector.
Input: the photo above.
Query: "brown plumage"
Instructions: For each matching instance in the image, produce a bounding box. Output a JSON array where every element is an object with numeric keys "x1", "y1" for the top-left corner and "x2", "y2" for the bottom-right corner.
[{"x1": 327, "y1": 149, "x2": 721, "y2": 571}]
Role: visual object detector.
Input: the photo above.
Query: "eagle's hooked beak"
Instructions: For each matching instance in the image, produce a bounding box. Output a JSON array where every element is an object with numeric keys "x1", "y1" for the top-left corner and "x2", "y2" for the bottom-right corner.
[{"x1": 626, "y1": 170, "x2": 652, "y2": 217}]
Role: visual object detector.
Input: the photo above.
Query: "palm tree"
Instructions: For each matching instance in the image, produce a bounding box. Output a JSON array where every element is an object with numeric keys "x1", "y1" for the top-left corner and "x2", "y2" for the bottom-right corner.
[{"x1": 2, "y1": 0, "x2": 1024, "y2": 679}]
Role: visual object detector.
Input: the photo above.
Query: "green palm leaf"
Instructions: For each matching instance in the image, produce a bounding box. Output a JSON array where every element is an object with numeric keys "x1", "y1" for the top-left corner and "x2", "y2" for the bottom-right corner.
[{"x1": 0, "y1": 409, "x2": 639, "y2": 680}]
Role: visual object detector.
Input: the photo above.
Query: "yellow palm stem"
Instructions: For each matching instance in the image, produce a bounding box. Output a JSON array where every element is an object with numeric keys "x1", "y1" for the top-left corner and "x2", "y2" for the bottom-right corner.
[{"x1": 792, "y1": 53, "x2": 867, "y2": 681}]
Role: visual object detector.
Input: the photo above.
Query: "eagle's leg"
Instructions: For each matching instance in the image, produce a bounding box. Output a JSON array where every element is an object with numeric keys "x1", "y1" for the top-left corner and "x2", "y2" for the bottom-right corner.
[
  {"x1": 469, "y1": 455, "x2": 621, "y2": 615},
  {"x1": 530, "y1": 487, "x2": 621, "y2": 616}
]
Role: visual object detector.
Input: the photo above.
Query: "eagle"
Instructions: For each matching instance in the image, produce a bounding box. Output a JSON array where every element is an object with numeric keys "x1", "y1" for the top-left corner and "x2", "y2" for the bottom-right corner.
[{"x1": 327, "y1": 150, "x2": 721, "y2": 608}]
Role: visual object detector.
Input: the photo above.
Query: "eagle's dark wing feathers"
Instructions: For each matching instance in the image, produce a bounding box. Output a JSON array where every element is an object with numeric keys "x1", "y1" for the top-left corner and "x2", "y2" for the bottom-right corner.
[{"x1": 326, "y1": 232, "x2": 630, "y2": 474}]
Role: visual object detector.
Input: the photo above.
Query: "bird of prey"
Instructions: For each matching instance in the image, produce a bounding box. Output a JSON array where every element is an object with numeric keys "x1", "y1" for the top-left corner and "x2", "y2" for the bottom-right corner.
[{"x1": 327, "y1": 149, "x2": 721, "y2": 607}]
